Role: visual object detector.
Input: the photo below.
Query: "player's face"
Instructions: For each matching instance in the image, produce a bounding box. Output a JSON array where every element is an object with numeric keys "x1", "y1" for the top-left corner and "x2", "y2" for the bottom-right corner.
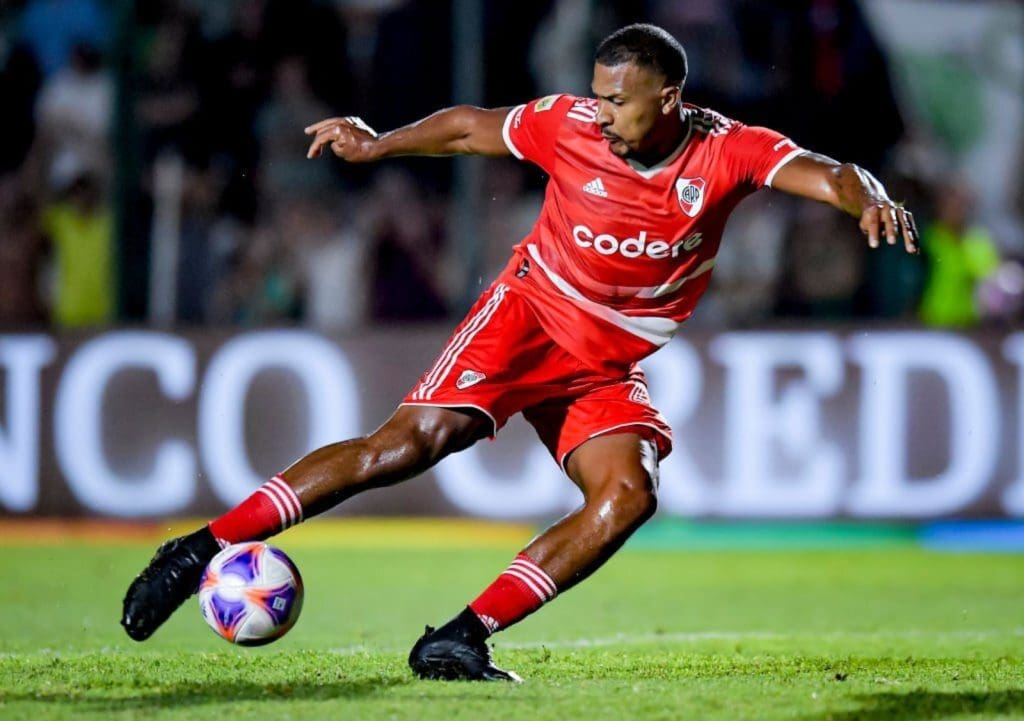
[{"x1": 592, "y1": 62, "x2": 679, "y2": 158}]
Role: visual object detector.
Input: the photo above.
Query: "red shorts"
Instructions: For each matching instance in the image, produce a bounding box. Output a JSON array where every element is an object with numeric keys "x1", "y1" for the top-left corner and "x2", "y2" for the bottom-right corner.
[{"x1": 402, "y1": 280, "x2": 673, "y2": 470}]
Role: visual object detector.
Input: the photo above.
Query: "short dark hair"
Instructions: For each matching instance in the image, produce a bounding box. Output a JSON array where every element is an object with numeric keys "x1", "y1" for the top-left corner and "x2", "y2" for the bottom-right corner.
[{"x1": 595, "y1": 23, "x2": 688, "y2": 88}]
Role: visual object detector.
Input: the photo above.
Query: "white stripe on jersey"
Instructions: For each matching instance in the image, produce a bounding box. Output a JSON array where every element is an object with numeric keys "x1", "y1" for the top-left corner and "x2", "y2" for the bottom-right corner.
[
  {"x1": 764, "y1": 147, "x2": 807, "y2": 188},
  {"x1": 501, "y1": 105, "x2": 526, "y2": 160},
  {"x1": 567, "y1": 99, "x2": 597, "y2": 123},
  {"x1": 636, "y1": 258, "x2": 717, "y2": 299},
  {"x1": 526, "y1": 245, "x2": 678, "y2": 347},
  {"x1": 567, "y1": 111, "x2": 597, "y2": 123}
]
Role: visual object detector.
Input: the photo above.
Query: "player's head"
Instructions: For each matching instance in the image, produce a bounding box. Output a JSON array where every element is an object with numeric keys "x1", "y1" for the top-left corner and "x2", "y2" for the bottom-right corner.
[{"x1": 592, "y1": 24, "x2": 688, "y2": 159}]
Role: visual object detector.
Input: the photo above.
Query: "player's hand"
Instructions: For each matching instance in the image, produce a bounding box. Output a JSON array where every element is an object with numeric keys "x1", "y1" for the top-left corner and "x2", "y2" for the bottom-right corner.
[
  {"x1": 304, "y1": 116, "x2": 380, "y2": 162},
  {"x1": 859, "y1": 200, "x2": 920, "y2": 255}
]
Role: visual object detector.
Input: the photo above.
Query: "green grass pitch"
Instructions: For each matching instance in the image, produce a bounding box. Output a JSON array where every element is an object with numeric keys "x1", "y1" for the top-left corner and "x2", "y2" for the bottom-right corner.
[{"x1": 1, "y1": 530, "x2": 1022, "y2": 720}]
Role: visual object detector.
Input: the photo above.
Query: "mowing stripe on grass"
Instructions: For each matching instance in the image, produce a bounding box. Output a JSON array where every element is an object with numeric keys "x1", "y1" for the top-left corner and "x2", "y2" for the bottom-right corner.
[
  {"x1": 313, "y1": 628, "x2": 1024, "y2": 655},
  {"x1": 0, "y1": 629, "x2": 1019, "y2": 661},
  {"x1": 496, "y1": 628, "x2": 1024, "y2": 650}
]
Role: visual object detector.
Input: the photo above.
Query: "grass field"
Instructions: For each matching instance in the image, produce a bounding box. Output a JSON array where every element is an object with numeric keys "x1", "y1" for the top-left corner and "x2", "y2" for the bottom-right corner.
[{"x1": 1, "y1": 521, "x2": 1022, "y2": 720}]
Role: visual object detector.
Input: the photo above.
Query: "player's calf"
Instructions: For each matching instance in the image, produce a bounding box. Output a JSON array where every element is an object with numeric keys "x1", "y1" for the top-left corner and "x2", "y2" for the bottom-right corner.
[{"x1": 121, "y1": 407, "x2": 489, "y2": 641}]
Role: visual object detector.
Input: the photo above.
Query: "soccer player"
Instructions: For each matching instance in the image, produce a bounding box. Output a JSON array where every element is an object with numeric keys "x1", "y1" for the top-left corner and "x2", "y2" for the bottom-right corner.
[{"x1": 122, "y1": 24, "x2": 919, "y2": 681}]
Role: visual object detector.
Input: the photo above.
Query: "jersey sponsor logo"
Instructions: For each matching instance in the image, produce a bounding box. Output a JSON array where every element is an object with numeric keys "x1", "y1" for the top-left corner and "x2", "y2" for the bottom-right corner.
[
  {"x1": 572, "y1": 224, "x2": 702, "y2": 260},
  {"x1": 582, "y1": 177, "x2": 608, "y2": 197},
  {"x1": 683, "y1": 232, "x2": 703, "y2": 251},
  {"x1": 455, "y1": 369, "x2": 486, "y2": 390},
  {"x1": 567, "y1": 98, "x2": 598, "y2": 123},
  {"x1": 675, "y1": 177, "x2": 706, "y2": 217},
  {"x1": 534, "y1": 94, "x2": 559, "y2": 112},
  {"x1": 513, "y1": 106, "x2": 525, "y2": 128}
]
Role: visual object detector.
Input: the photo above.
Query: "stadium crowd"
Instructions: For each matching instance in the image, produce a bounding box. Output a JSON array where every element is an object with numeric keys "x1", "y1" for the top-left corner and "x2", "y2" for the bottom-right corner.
[{"x1": 0, "y1": 0, "x2": 1021, "y2": 331}]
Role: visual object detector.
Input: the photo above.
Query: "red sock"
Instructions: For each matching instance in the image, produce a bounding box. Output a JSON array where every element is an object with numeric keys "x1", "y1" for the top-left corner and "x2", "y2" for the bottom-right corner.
[
  {"x1": 208, "y1": 475, "x2": 304, "y2": 544},
  {"x1": 468, "y1": 552, "x2": 558, "y2": 634}
]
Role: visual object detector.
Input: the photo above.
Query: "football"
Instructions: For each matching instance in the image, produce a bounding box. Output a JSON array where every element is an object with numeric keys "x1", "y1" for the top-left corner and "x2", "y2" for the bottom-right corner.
[{"x1": 198, "y1": 542, "x2": 304, "y2": 646}]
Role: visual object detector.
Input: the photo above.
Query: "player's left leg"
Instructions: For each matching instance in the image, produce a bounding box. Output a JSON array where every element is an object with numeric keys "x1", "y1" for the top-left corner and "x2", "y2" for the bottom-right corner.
[
  {"x1": 409, "y1": 431, "x2": 658, "y2": 682},
  {"x1": 522, "y1": 431, "x2": 659, "y2": 588}
]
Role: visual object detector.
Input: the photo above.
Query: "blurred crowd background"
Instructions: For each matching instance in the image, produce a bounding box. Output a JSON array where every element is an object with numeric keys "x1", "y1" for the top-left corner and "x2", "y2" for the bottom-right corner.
[{"x1": 0, "y1": 0, "x2": 1022, "y2": 333}]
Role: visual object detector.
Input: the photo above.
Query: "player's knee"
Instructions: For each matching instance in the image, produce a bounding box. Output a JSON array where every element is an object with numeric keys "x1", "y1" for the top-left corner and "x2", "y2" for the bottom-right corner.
[
  {"x1": 405, "y1": 413, "x2": 466, "y2": 460},
  {"x1": 369, "y1": 410, "x2": 475, "y2": 471},
  {"x1": 623, "y1": 479, "x2": 658, "y2": 525},
  {"x1": 600, "y1": 475, "x2": 658, "y2": 529}
]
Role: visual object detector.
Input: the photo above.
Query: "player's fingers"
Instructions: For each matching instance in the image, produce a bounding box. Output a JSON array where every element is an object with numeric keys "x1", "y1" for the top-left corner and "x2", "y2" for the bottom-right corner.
[
  {"x1": 306, "y1": 135, "x2": 324, "y2": 158},
  {"x1": 304, "y1": 117, "x2": 345, "y2": 135},
  {"x1": 862, "y1": 206, "x2": 880, "y2": 248},
  {"x1": 876, "y1": 203, "x2": 892, "y2": 246},
  {"x1": 901, "y1": 209, "x2": 921, "y2": 254},
  {"x1": 306, "y1": 130, "x2": 336, "y2": 159},
  {"x1": 882, "y1": 204, "x2": 898, "y2": 245}
]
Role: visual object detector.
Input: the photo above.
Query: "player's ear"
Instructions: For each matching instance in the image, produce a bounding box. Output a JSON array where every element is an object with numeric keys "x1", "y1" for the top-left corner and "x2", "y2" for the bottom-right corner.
[{"x1": 660, "y1": 84, "x2": 680, "y2": 115}]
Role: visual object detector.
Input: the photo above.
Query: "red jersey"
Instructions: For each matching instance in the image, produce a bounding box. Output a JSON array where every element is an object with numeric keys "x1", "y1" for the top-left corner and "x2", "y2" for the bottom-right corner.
[{"x1": 500, "y1": 94, "x2": 805, "y2": 375}]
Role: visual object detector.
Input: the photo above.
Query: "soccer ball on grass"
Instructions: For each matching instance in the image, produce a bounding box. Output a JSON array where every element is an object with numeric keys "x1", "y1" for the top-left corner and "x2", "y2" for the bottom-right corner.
[{"x1": 198, "y1": 542, "x2": 304, "y2": 645}]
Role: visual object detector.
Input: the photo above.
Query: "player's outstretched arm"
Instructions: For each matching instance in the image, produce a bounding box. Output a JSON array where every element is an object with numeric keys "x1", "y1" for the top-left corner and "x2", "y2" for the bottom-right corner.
[
  {"x1": 770, "y1": 153, "x2": 920, "y2": 254},
  {"x1": 304, "y1": 106, "x2": 513, "y2": 162}
]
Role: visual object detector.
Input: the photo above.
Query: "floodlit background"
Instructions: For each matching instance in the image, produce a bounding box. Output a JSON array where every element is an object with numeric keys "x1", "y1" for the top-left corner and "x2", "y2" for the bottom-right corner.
[{"x1": 0, "y1": 0, "x2": 1023, "y2": 539}]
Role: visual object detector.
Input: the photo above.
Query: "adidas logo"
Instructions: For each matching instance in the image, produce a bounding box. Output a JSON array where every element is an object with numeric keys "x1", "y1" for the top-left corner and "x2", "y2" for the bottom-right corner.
[
  {"x1": 582, "y1": 177, "x2": 608, "y2": 197},
  {"x1": 455, "y1": 369, "x2": 486, "y2": 390},
  {"x1": 628, "y1": 382, "x2": 651, "y2": 405},
  {"x1": 478, "y1": 614, "x2": 500, "y2": 632}
]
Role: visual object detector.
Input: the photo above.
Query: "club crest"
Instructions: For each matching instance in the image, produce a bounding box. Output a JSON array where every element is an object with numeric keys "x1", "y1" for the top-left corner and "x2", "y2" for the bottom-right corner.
[
  {"x1": 675, "y1": 177, "x2": 706, "y2": 217},
  {"x1": 456, "y1": 369, "x2": 486, "y2": 390}
]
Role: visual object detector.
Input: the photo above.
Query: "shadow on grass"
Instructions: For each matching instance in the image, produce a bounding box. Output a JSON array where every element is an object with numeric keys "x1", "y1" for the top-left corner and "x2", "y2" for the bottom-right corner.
[
  {"x1": 1, "y1": 674, "x2": 412, "y2": 711},
  {"x1": 802, "y1": 689, "x2": 1024, "y2": 721}
]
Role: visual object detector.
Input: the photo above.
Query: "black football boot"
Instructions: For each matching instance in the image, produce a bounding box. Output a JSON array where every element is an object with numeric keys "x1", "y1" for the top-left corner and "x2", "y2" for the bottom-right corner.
[
  {"x1": 121, "y1": 526, "x2": 222, "y2": 641},
  {"x1": 408, "y1": 607, "x2": 522, "y2": 682}
]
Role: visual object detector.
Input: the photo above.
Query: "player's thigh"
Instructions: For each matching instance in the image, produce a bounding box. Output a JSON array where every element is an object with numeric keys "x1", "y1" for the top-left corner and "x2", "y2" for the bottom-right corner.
[
  {"x1": 372, "y1": 404, "x2": 493, "y2": 458},
  {"x1": 525, "y1": 365, "x2": 673, "y2": 473},
  {"x1": 404, "y1": 281, "x2": 580, "y2": 434}
]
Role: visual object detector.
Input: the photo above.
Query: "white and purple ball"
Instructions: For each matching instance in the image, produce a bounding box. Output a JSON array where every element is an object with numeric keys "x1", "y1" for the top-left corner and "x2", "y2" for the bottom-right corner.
[{"x1": 198, "y1": 542, "x2": 304, "y2": 646}]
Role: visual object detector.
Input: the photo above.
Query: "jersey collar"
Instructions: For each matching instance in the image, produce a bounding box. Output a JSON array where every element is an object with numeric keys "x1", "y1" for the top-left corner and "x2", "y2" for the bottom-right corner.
[{"x1": 623, "y1": 109, "x2": 693, "y2": 180}]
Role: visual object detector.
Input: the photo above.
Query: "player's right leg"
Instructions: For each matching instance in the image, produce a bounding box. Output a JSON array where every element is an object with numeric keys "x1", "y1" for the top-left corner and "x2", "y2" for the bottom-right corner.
[
  {"x1": 408, "y1": 431, "x2": 660, "y2": 682},
  {"x1": 120, "y1": 405, "x2": 490, "y2": 641}
]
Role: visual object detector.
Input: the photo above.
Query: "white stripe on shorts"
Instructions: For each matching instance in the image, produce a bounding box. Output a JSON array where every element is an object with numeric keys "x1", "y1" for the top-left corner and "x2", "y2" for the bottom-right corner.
[{"x1": 412, "y1": 284, "x2": 508, "y2": 400}]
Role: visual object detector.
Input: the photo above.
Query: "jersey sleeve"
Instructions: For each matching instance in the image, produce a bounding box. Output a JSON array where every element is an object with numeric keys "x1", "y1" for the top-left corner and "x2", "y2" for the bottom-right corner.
[
  {"x1": 722, "y1": 124, "x2": 806, "y2": 189},
  {"x1": 502, "y1": 94, "x2": 574, "y2": 174}
]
